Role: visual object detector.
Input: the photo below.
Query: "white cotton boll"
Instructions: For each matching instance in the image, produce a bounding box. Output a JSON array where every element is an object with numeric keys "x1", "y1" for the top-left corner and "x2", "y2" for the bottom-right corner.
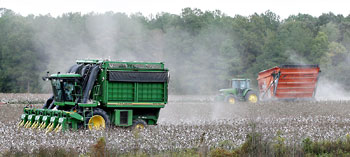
[{"x1": 2, "y1": 98, "x2": 350, "y2": 154}]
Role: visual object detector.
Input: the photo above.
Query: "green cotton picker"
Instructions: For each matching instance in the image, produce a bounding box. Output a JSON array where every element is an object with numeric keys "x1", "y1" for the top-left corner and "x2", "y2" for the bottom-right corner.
[{"x1": 18, "y1": 59, "x2": 169, "y2": 132}]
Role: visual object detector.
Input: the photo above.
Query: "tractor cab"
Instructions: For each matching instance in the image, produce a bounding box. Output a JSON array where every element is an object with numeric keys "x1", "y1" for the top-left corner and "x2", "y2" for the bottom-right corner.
[
  {"x1": 45, "y1": 74, "x2": 83, "y2": 103},
  {"x1": 231, "y1": 79, "x2": 250, "y2": 90}
]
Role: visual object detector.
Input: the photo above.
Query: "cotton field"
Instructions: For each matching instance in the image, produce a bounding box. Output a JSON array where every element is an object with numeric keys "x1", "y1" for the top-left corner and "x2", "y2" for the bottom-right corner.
[{"x1": 1, "y1": 94, "x2": 350, "y2": 154}]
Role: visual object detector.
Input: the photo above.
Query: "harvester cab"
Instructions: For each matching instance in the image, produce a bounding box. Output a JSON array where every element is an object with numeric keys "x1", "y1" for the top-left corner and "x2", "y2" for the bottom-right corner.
[
  {"x1": 48, "y1": 74, "x2": 82, "y2": 105},
  {"x1": 217, "y1": 78, "x2": 258, "y2": 104},
  {"x1": 18, "y1": 59, "x2": 169, "y2": 132}
]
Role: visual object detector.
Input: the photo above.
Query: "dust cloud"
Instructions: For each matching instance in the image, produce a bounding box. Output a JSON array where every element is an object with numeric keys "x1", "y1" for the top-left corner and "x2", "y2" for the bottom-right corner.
[
  {"x1": 158, "y1": 95, "x2": 250, "y2": 124},
  {"x1": 31, "y1": 12, "x2": 350, "y2": 123},
  {"x1": 316, "y1": 78, "x2": 350, "y2": 100},
  {"x1": 33, "y1": 13, "x2": 235, "y2": 94}
]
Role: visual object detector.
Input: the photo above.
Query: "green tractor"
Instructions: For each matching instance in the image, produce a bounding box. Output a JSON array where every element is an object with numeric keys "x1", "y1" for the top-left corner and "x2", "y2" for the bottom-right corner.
[
  {"x1": 217, "y1": 78, "x2": 258, "y2": 104},
  {"x1": 18, "y1": 59, "x2": 169, "y2": 132}
]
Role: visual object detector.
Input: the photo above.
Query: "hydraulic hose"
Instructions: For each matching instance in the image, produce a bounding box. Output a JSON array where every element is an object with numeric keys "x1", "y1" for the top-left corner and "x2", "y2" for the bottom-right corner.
[
  {"x1": 76, "y1": 64, "x2": 91, "y2": 103},
  {"x1": 80, "y1": 64, "x2": 91, "y2": 78},
  {"x1": 82, "y1": 65, "x2": 100, "y2": 103},
  {"x1": 75, "y1": 64, "x2": 84, "y2": 74},
  {"x1": 48, "y1": 100, "x2": 55, "y2": 109},
  {"x1": 70, "y1": 64, "x2": 83, "y2": 74},
  {"x1": 53, "y1": 105, "x2": 60, "y2": 110},
  {"x1": 67, "y1": 64, "x2": 78, "y2": 73},
  {"x1": 42, "y1": 95, "x2": 54, "y2": 109}
]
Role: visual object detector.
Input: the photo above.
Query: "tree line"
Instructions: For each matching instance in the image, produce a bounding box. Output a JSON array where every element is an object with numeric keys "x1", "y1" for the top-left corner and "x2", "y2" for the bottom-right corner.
[{"x1": 0, "y1": 8, "x2": 349, "y2": 94}]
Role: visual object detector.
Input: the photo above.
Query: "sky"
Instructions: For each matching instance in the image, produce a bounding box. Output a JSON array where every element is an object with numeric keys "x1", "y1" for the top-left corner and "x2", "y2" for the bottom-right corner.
[{"x1": 0, "y1": 0, "x2": 349, "y2": 19}]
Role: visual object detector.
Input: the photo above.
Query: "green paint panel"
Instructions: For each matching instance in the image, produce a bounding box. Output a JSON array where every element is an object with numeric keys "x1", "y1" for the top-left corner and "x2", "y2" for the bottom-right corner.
[
  {"x1": 114, "y1": 110, "x2": 133, "y2": 126},
  {"x1": 78, "y1": 103, "x2": 98, "y2": 107},
  {"x1": 108, "y1": 82, "x2": 166, "y2": 102},
  {"x1": 107, "y1": 105, "x2": 165, "y2": 108},
  {"x1": 50, "y1": 74, "x2": 81, "y2": 78},
  {"x1": 138, "y1": 83, "x2": 165, "y2": 102},
  {"x1": 108, "y1": 82, "x2": 134, "y2": 101},
  {"x1": 68, "y1": 112, "x2": 84, "y2": 121}
]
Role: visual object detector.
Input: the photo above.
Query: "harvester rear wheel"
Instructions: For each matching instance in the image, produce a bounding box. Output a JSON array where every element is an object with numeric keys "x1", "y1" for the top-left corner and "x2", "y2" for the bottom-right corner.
[
  {"x1": 86, "y1": 108, "x2": 110, "y2": 130},
  {"x1": 225, "y1": 95, "x2": 236, "y2": 105},
  {"x1": 246, "y1": 91, "x2": 258, "y2": 103},
  {"x1": 132, "y1": 119, "x2": 147, "y2": 130}
]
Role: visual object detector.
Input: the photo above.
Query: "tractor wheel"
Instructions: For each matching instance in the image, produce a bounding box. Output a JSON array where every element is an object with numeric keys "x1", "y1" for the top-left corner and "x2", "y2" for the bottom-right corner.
[
  {"x1": 132, "y1": 119, "x2": 147, "y2": 130},
  {"x1": 245, "y1": 91, "x2": 258, "y2": 103},
  {"x1": 225, "y1": 95, "x2": 236, "y2": 105},
  {"x1": 86, "y1": 108, "x2": 110, "y2": 130}
]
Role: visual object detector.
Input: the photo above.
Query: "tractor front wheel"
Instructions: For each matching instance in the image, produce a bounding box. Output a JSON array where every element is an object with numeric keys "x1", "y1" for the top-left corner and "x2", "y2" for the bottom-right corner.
[
  {"x1": 225, "y1": 95, "x2": 236, "y2": 105},
  {"x1": 86, "y1": 108, "x2": 110, "y2": 130},
  {"x1": 245, "y1": 91, "x2": 258, "y2": 103}
]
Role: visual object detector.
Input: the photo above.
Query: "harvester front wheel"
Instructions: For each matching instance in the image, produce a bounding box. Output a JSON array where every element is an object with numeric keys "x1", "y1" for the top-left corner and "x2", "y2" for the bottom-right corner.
[
  {"x1": 132, "y1": 119, "x2": 147, "y2": 130},
  {"x1": 86, "y1": 108, "x2": 110, "y2": 130},
  {"x1": 225, "y1": 95, "x2": 236, "y2": 105},
  {"x1": 246, "y1": 91, "x2": 258, "y2": 103}
]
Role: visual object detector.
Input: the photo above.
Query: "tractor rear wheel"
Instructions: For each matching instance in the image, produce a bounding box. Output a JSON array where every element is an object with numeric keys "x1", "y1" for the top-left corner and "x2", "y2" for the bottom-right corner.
[
  {"x1": 245, "y1": 91, "x2": 258, "y2": 103},
  {"x1": 132, "y1": 119, "x2": 147, "y2": 130},
  {"x1": 225, "y1": 95, "x2": 236, "y2": 105},
  {"x1": 86, "y1": 108, "x2": 110, "y2": 130}
]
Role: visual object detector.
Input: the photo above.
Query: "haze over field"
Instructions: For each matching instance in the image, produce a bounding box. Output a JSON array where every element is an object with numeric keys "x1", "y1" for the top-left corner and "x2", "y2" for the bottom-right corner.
[{"x1": 0, "y1": 1, "x2": 350, "y2": 101}]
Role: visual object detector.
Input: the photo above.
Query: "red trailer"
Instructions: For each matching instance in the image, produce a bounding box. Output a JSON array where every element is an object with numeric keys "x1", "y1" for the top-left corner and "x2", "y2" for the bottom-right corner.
[{"x1": 257, "y1": 65, "x2": 320, "y2": 100}]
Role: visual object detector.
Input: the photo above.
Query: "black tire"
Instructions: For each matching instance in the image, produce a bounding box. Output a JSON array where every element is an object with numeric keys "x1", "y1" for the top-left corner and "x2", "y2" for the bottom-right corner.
[
  {"x1": 85, "y1": 108, "x2": 110, "y2": 130},
  {"x1": 224, "y1": 95, "x2": 236, "y2": 105},
  {"x1": 132, "y1": 119, "x2": 147, "y2": 130},
  {"x1": 245, "y1": 91, "x2": 259, "y2": 103}
]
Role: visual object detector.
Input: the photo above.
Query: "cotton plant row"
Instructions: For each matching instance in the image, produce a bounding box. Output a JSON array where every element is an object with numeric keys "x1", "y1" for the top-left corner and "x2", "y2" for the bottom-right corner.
[
  {"x1": 1, "y1": 110, "x2": 350, "y2": 153},
  {"x1": 1, "y1": 99, "x2": 350, "y2": 154},
  {"x1": 0, "y1": 93, "x2": 51, "y2": 104},
  {"x1": 1, "y1": 116, "x2": 350, "y2": 154}
]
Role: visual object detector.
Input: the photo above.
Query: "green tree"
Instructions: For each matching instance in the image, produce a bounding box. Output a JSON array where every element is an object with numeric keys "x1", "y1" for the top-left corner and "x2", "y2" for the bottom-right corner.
[
  {"x1": 310, "y1": 31, "x2": 329, "y2": 64},
  {"x1": 321, "y1": 42, "x2": 347, "y2": 67},
  {"x1": 320, "y1": 22, "x2": 340, "y2": 42},
  {"x1": 0, "y1": 9, "x2": 46, "y2": 92}
]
